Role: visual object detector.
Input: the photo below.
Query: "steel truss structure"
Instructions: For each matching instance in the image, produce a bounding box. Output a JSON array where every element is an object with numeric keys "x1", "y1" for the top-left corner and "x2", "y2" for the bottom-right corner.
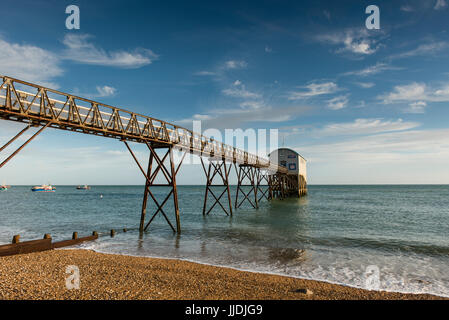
[{"x1": 0, "y1": 75, "x2": 306, "y2": 233}]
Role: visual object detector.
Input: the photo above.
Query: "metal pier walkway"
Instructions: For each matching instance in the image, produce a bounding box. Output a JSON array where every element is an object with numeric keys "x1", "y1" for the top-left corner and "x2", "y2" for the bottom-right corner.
[{"x1": 0, "y1": 75, "x2": 302, "y2": 233}]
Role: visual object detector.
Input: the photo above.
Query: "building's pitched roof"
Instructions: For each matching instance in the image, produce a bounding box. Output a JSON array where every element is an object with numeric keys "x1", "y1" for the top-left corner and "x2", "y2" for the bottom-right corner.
[{"x1": 268, "y1": 148, "x2": 307, "y2": 161}]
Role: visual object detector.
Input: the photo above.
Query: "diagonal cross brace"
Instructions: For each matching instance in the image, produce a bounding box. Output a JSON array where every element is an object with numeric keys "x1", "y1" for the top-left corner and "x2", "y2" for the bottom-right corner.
[
  {"x1": 235, "y1": 165, "x2": 258, "y2": 209},
  {"x1": 201, "y1": 157, "x2": 233, "y2": 216},
  {"x1": 124, "y1": 141, "x2": 184, "y2": 233},
  {"x1": 0, "y1": 123, "x2": 50, "y2": 169}
]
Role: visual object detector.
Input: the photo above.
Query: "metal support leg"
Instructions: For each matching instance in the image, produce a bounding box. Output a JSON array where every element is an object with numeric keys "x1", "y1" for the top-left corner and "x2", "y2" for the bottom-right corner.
[
  {"x1": 201, "y1": 158, "x2": 233, "y2": 216},
  {"x1": 235, "y1": 165, "x2": 258, "y2": 209},
  {"x1": 124, "y1": 141, "x2": 184, "y2": 233},
  {"x1": 0, "y1": 123, "x2": 50, "y2": 169},
  {"x1": 0, "y1": 125, "x2": 30, "y2": 153},
  {"x1": 256, "y1": 169, "x2": 271, "y2": 202}
]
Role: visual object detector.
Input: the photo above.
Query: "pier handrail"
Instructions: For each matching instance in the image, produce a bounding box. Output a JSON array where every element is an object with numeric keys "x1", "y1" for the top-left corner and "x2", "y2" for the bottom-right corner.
[{"x1": 0, "y1": 75, "x2": 286, "y2": 173}]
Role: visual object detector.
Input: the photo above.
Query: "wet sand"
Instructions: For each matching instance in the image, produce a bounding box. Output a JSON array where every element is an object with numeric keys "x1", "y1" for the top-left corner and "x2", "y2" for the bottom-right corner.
[{"x1": 0, "y1": 249, "x2": 445, "y2": 300}]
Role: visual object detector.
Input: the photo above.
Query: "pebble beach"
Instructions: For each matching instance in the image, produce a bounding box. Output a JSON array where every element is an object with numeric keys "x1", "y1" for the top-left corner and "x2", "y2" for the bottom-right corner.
[{"x1": 0, "y1": 249, "x2": 445, "y2": 300}]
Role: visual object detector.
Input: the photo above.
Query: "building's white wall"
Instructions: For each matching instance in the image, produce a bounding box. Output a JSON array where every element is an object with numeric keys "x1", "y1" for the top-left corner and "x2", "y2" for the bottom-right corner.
[
  {"x1": 269, "y1": 148, "x2": 304, "y2": 175},
  {"x1": 299, "y1": 157, "x2": 307, "y2": 182}
]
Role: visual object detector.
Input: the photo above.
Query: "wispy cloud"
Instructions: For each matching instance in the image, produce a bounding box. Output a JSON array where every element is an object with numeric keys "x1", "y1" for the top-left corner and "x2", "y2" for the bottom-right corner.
[
  {"x1": 222, "y1": 80, "x2": 261, "y2": 99},
  {"x1": 327, "y1": 95, "x2": 349, "y2": 110},
  {"x1": 194, "y1": 71, "x2": 217, "y2": 76},
  {"x1": 194, "y1": 59, "x2": 248, "y2": 79},
  {"x1": 293, "y1": 127, "x2": 449, "y2": 184},
  {"x1": 224, "y1": 60, "x2": 247, "y2": 70},
  {"x1": 405, "y1": 101, "x2": 427, "y2": 113},
  {"x1": 355, "y1": 82, "x2": 375, "y2": 88},
  {"x1": 318, "y1": 118, "x2": 420, "y2": 136},
  {"x1": 73, "y1": 85, "x2": 117, "y2": 98},
  {"x1": 343, "y1": 62, "x2": 400, "y2": 77},
  {"x1": 379, "y1": 82, "x2": 449, "y2": 104},
  {"x1": 288, "y1": 82, "x2": 338, "y2": 100},
  {"x1": 0, "y1": 37, "x2": 63, "y2": 87},
  {"x1": 62, "y1": 34, "x2": 158, "y2": 68},
  {"x1": 94, "y1": 85, "x2": 116, "y2": 97},
  {"x1": 389, "y1": 41, "x2": 449, "y2": 60},
  {"x1": 314, "y1": 28, "x2": 383, "y2": 56},
  {"x1": 177, "y1": 105, "x2": 309, "y2": 129},
  {"x1": 299, "y1": 128, "x2": 449, "y2": 160},
  {"x1": 434, "y1": 0, "x2": 447, "y2": 10},
  {"x1": 400, "y1": 5, "x2": 414, "y2": 12},
  {"x1": 379, "y1": 82, "x2": 427, "y2": 103}
]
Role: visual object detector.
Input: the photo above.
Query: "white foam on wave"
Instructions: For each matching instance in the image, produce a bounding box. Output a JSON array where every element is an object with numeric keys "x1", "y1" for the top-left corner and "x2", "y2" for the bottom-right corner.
[{"x1": 77, "y1": 239, "x2": 449, "y2": 298}]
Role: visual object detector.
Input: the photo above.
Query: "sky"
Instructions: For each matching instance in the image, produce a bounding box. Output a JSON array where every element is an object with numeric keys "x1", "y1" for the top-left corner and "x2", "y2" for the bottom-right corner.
[{"x1": 1, "y1": 0, "x2": 449, "y2": 185}]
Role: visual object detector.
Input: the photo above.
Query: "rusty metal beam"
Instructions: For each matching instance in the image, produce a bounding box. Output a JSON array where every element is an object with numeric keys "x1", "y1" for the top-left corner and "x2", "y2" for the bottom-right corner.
[
  {"x1": 124, "y1": 141, "x2": 182, "y2": 233},
  {"x1": 0, "y1": 124, "x2": 30, "y2": 153},
  {"x1": 0, "y1": 74, "x2": 288, "y2": 174},
  {"x1": 0, "y1": 122, "x2": 50, "y2": 169},
  {"x1": 256, "y1": 169, "x2": 271, "y2": 202},
  {"x1": 235, "y1": 165, "x2": 258, "y2": 209},
  {"x1": 201, "y1": 158, "x2": 233, "y2": 216}
]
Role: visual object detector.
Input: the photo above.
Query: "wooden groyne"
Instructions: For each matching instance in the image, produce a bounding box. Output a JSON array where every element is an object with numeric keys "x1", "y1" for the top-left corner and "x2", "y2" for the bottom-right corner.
[{"x1": 0, "y1": 231, "x2": 100, "y2": 257}]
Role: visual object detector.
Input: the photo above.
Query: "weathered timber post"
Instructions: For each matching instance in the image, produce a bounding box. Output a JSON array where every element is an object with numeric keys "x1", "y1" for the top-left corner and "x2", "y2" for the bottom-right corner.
[{"x1": 12, "y1": 235, "x2": 20, "y2": 244}]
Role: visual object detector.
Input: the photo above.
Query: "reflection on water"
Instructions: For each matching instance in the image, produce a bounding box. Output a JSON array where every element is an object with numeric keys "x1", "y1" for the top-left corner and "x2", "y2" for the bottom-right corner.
[{"x1": 268, "y1": 248, "x2": 308, "y2": 265}]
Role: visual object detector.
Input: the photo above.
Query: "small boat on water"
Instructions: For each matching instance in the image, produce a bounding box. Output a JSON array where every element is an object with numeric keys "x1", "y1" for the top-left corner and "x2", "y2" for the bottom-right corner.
[
  {"x1": 0, "y1": 185, "x2": 8, "y2": 191},
  {"x1": 76, "y1": 185, "x2": 90, "y2": 190},
  {"x1": 31, "y1": 184, "x2": 55, "y2": 192}
]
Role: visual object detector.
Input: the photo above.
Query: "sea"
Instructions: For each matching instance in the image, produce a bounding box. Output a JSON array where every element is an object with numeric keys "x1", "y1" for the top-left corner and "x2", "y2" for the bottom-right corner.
[{"x1": 0, "y1": 185, "x2": 448, "y2": 297}]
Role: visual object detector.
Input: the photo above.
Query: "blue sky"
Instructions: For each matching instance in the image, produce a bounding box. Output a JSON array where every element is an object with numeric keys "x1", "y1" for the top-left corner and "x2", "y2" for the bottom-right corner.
[{"x1": 1, "y1": 0, "x2": 449, "y2": 184}]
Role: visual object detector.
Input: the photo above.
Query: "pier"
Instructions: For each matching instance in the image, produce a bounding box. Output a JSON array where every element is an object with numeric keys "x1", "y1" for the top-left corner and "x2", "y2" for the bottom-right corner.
[{"x1": 0, "y1": 75, "x2": 307, "y2": 233}]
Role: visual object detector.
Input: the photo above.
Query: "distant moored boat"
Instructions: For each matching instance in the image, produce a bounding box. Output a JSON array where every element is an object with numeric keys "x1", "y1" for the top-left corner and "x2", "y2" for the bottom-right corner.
[
  {"x1": 31, "y1": 184, "x2": 55, "y2": 192},
  {"x1": 0, "y1": 185, "x2": 8, "y2": 191},
  {"x1": 76, "y1": 185, "x2": 90, "y2": 190}
]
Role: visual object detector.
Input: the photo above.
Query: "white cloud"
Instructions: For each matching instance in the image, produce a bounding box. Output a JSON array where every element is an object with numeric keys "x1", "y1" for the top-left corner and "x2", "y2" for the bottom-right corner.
[
  {"x1": 222, "y1": 81, "x2": 261, "y2": 99},
  {"x1": 390, "y1": 41, "x2": 449, "y2": 59},
  {"x1": 288, "y1": 82, "x2": 338, "y2": 100},
  {"x1": 343, "y1": 62, "x2": 399, "y2": 77},
  {"x1": 315, "y1": 28, "x2": 382, "y2": 56},
  {"x1": 405, "y1": 101, "x2": 427, "y2": 114},
  {"x1": 95, "y1": 85, "x2": 116, "y2": 97},
  {"x1": 434, "y1": 0, "x2": 447, "y2": 10},
  {"x1": 355, "y1": 82, "x2": 375, "y2": 88},
  {"x1": 0, "y1": 37, "x2": 63, "y2": 87},
  {"x1": 300, "y1": 128, "x2": 449, "y2": 160},
  {"x1": 379, "y1": 82, "x2": 449, "y2": 104},
  {"x1": 239, "y1": 101, "x2": 263, "y2": 109},
  {"x1": 222, "y1": 87, "x2": 260, "y2": 99},
  {"x1": 74, "y1": 85, "x2": 117, "y2": 98},
  {"x1": 400, "y1": 5, "x2": 414, "y2": 12},
  {"x1": 62, "y1": 34, "x2": 158, "y2": 68},
  {"x1": 190, "y1": 114, "x2": 214, "y2": 121},
  {"x1": 224, "y1": 60, "x2": 247, "y2": 69},
  {"x1": 293, "y1": 127, "x2": 449, "y2": 184},
  {"x1": 194, "y1": 71, "x2": 217, "y2": 76},
  {"x1": 177, "y1": 104, "x2": 309, "y2": 129},
  {"x1": 318, "y1": 118, "x2": 420, "y2": 136},
  {"x1": 380, "y1": 82, "x2": 427, "y2": 103},
  {"x1": 0, "y1": 33, "x2": 158, "y2": 89},
  {"x1": 327, "y1": 95, "x2": 349, "y2": 110}
]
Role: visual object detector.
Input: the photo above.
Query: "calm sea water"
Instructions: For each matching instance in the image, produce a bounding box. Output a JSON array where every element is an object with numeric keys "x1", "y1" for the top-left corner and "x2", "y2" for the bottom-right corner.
[{"x1": 1, "y1": 185, "x2": 448, "y2": 297}]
